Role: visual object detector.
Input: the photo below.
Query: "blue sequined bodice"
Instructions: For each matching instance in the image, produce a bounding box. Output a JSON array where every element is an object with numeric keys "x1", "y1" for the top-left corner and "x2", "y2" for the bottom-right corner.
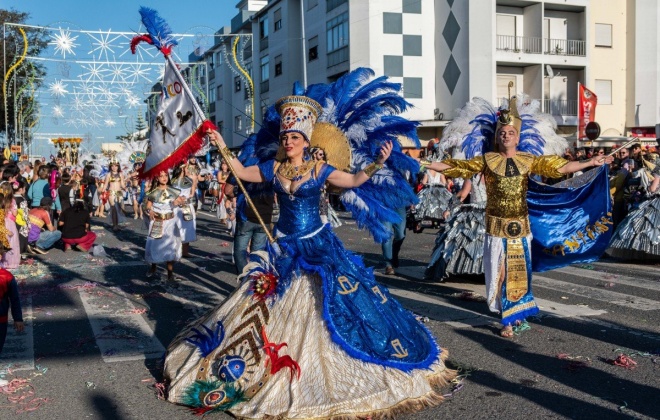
[
  {"x1": 258, "y1": 160, "x2": 335, "y2": 236},
  {"x1": 274, "y1": 176, "x2": 323, "y2": 235}
]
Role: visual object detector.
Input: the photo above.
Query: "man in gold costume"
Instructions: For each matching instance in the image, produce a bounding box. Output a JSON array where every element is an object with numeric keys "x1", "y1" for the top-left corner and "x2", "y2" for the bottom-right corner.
[{"x1": 425, "y1": 98, "x2": 613, "y2": 337}]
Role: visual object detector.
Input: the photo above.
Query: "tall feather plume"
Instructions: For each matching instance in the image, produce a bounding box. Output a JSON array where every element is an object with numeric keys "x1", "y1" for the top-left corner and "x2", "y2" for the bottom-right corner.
[
  {"x1": 138, "y1": 7, "x2": 179, "y2": 51},
  {"x1": 441, "y1": 95, "x2": 567, "y2": 159}
]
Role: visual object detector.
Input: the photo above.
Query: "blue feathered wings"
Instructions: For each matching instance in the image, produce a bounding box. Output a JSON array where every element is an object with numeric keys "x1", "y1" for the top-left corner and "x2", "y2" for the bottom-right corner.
[{"x1": 239, "y1": 68, "x2": 420, "y2": 243}]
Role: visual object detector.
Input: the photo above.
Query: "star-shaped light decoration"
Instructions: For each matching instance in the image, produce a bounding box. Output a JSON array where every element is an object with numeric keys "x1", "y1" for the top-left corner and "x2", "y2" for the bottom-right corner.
[
  {"x1": 125, "y1": 94, "x2": 141, "y2": 108},
  {"x1": 79, "y1": 60, "x2": 108, "y2": 83},
  {"x1": 104, "y1": 118, "x2": 117, "y2": 127},
  {"x1": 87, "y1": 29, "x2": 121, "y2": 62},
  {"x1": 52, "y1": 105, "x2": 64, "y2": 117},
  {"x1": 48, "y1": 80, "x2": 68, "y2": 97},
  {"x1": 126, "y1": 63, "x2": 151, "y2": 84},
  {"x1": 50, "y1": 28, "x2": 79, "y2": 59},
  {"x1": 108, "y1": 63, "x2": 127, "y2": 84}
]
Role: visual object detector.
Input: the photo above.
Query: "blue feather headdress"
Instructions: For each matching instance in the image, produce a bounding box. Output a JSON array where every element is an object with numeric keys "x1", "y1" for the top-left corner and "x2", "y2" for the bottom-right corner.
[
  {"x1": 238, "y1": 68, "x2": 420, "y2": 243},
  {"x1": 440, "y1": 95, "x2": 567, "y2": 159}
]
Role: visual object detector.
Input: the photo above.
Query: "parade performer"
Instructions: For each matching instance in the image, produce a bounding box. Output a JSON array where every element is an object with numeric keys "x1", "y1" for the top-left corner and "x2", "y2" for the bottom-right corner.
[
  {"x1": 424, "y1": 92, "x2": 613, "y2": 337},
  {"x1": 425, "y1": 176, "x2": 487, "y2": 281},
  {"x1": 172, "y1": 162, "x2": 198, "y2": 258},
  {"x1": 145, "y1": 170, "x2": 186, "y2": 284},
  {"x1": 411, "y1": 166, "x2": 452, "y2": 231},
  {"x1": 101, "y1": 157, "x2": 126, "y2": 231},
  {"x1": 163, "y1": 68, "x2": 454, "y2": 418},
  {"x1": 607, "y1": 159, "x2": 660, "y2": 260},
  {"x1": 214, "y1": 160, "x2": 230, "y2": 222},
  {"x1": 310, "y1": 146, "x2": 342, "y2": 228}
]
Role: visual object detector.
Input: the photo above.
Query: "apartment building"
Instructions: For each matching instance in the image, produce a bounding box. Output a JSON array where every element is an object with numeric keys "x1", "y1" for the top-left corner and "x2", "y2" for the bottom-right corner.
[{"x1": 192, "y1": 0, "x2": 658, "y2": 149}]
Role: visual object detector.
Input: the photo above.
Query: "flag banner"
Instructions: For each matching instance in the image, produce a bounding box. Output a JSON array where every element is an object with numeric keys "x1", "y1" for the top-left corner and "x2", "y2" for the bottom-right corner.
[
  {"x1": 527, "y1": 166, "x2": 612, "y2": 272},
  {"x1": 132, "y1": 7, "x2": 215, "y2": 178},
  {"x1": 141, "y1": 58, "x2": 213, "y2": 177},
  {"x1": 577, "y1": 83, "x2": 598, "y2": 140}
]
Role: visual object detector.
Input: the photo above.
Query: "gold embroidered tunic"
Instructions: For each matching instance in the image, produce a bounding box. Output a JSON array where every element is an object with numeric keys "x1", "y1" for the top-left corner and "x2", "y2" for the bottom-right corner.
[{"x1": 441, "y1": 152, "x2": 568, "y2": 238}]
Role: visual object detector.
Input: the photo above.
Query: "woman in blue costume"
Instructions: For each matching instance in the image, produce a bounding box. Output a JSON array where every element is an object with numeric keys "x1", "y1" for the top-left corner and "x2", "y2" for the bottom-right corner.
[{"x1": 163, "y1": 90, "x2": 454, "y2": 418}]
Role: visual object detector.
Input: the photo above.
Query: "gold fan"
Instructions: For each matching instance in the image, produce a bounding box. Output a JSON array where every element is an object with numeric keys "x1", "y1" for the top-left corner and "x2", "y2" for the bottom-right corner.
[{"x1": 310, "y1": 122, "x2": 352, "y2": 172}]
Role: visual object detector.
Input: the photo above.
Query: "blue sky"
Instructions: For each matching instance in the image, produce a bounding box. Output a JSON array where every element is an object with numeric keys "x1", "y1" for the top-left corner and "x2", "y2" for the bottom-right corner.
[{"x1": 4, "y1": 0, "x2": 236, "y2": 157}]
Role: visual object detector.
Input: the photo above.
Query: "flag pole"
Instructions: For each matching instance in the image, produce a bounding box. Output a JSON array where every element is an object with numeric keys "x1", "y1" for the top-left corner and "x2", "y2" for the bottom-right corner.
[
  {"x1": 164, "y1": 54, "x2": 276, "y2": 244},
  {"x1": 607, "y1": 137, "x2": 639, "y2": 157}
]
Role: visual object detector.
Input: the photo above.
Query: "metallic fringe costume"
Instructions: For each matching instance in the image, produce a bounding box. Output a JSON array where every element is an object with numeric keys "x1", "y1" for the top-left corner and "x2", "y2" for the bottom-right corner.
[{"x1": 607, "y1": 174, "x2": 660, "y2": 260}]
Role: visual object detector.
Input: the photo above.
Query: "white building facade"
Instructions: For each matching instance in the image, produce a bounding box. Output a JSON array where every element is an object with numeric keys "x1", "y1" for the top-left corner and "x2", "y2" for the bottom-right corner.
[{"x1": 198, "y1": 0, "x2": 658, "y2": 149}]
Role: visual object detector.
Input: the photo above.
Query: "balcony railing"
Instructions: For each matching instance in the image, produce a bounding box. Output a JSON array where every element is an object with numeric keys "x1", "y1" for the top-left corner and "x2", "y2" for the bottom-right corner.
[
  {"x1": 499, "y1": 98, "x2": 577, "y2": 116},
  {"x1": 544, "y1": 38, "x2": 586, "y2": 57},
  {"x1": 543, "y1": 99, "x2": 577, "y2": 116},
  {"x1": 496, "y1": 35, "x2": 586, "y2": 57}
]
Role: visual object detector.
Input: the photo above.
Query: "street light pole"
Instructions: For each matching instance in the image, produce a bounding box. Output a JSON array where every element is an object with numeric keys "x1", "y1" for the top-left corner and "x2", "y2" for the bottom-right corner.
[{"x1": 300, "y1": 1, "x2": 307, "y2": 88}]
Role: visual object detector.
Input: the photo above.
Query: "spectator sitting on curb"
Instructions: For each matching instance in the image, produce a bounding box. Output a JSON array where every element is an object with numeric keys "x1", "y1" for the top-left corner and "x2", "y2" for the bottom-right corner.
[
  {"x1": 27, "y1": 197, "x2": 62, "y2": 254},
  {"x1": 59, "y1": 199, "x2": 96, "y2": 252}
]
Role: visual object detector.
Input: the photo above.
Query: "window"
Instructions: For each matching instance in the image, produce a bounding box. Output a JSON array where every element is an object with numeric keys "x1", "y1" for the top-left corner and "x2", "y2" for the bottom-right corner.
[
  {"x1": 260, "y1": 17, "x2": 269, "y2": 39},
  {"x1": 595, "y1": 79, "x2": 612, "y2": 104},
  {"x1": 274, "y1": 9, "x2": 282, "y2": 32},
  {"x1": 209, "y1": 84, "x2": 216, "y2": 103},
  {"x1": 217, "y1": 85, "x2": 223, "y2": 101},
  {"x1": 217, "y1": 121, "x2": 223, "y2": 133},
  {"x1": 235, "y1": 115, "x2": 242, "y2": 132},
  {"x1": 595, "y1": 23, "x2": 612, "y2": 47},
  {"x1": 327, "y1": 0, "x2": 347, "y2": 13},
  {"x1": 496, "y1": 14, "x2": 516, "y2": 37},
  {"x1": 260, "y1": 55, "x2": 269, "y2": 81},
  {"x1": 235, "y1": 76, "x2": 242, "y2": 92},
  {"x1": 327, "y1": 12, "x2": 349, "y2": 53},
  {"x1": 274, "y1": 55, "x2": 282, "y2": 76},
  {"x1": 308, "y1": 36, "x2": 319, "y2": 61}
]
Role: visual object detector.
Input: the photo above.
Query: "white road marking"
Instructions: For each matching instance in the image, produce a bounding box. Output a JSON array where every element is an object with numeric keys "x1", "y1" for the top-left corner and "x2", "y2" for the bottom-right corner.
[
  {"x1": 78, "y1": 288, "x2": 165, "y2": 362},
  {"x1": 551, "y1": 266, "x2": 660, "y2": 292},
  {"x1": 0, "y1": 297, "x2": 34, "y2": 372},
  {"x1": 387, "y1": 287, "x2": 606, "y2": 328},
  {"x1": 533, "y1": 275, "x2": 660, "y2": 311}
]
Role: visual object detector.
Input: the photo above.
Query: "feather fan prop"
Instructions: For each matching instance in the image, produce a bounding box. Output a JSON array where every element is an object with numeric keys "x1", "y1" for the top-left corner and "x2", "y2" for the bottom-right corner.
[{"x1": 238, "y1": 68, "x2": 420, "y2": 243}]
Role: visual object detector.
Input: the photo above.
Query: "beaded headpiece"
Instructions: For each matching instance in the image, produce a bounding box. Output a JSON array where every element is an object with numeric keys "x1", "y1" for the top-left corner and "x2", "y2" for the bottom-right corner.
[{"x1": 276, "y1": 95, "x2": 322, "y2": 142}]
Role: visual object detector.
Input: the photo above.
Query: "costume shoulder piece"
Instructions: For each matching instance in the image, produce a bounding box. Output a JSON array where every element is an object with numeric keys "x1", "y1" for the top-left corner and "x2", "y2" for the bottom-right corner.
[
  {"x1": 148, "y1": 187, "x2": 180, "y2": 203},
  {"x1": 172, "y1": 176, "x2": 193, "y2": 189}
]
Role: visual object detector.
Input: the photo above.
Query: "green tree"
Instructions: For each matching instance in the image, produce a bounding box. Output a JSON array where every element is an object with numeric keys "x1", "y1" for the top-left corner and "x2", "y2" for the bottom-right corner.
[
  {"x1": 1, "y1": 8, "x2": 49, "y2": 144},
  {"x1": 134, "y1": 113, "x2": 148, "y2": 140}
]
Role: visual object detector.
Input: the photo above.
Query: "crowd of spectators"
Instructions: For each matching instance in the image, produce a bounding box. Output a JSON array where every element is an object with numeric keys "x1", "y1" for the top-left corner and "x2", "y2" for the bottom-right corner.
[{"x1": 0, "y1": 158, "x2": 99, "y2": 267}]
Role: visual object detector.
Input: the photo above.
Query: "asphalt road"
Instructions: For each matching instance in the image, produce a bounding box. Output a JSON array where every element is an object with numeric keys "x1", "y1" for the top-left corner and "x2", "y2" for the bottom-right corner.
[{"x1": 0, "y1": 206, "x2": 658, "y2": 420}]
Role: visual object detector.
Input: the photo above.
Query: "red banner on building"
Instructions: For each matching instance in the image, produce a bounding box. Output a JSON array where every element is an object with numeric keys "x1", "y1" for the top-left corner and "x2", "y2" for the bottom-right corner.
[{"x1": 578, "y1": 83, "x2": 598, "y2": 140}]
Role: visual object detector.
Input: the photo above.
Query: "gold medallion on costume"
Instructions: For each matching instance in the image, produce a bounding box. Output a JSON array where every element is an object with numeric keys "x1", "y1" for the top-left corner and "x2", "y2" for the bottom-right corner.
[
  {"x1": 149, "y1": 220, "x2": 164, "y2": 239},
  {"x1": 182, "y1": 205, "x2": 193, "y2": 221},
  {"x1": 505, "y1": 238, "x2": 528, "y2": 301}
]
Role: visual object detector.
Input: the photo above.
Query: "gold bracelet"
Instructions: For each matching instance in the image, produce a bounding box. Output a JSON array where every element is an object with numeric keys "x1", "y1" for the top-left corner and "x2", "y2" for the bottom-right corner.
[
  {"x1": 363, "y1": 162, "x2": 383, "y2": 177},
  {"x1": 220, "y1": 146, "x2": 236, "y2": 160},
  {"x1": 419, "y1": 159, "x2": 432, "y2": 171}
]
